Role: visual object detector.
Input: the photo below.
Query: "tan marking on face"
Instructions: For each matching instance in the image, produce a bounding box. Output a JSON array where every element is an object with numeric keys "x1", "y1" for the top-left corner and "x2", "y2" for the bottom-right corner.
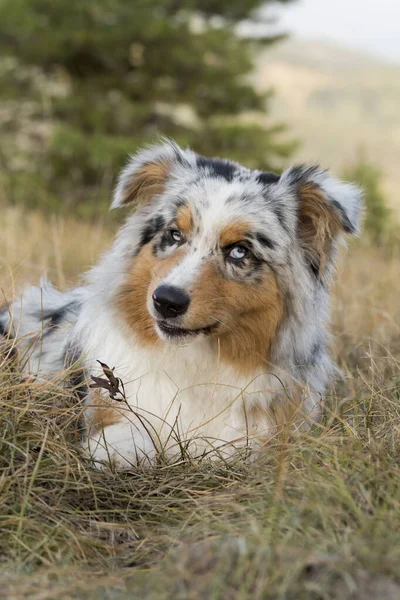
[
  {"x1": 121, "y1": 160, "x2": 170, "y2": 207},
  {"x1": 298, "y1": 183, "x2": 342, "y2": 277},
  {"x1": 218, "y1": 274, "x2": 284, "y2": 373},
  {"x1": 115, "y1": 244, "x2": 186, "y2": 345},
  {"x1": 219, "y1": 221, "x2": 250, "y2": 247},
  {"x1": 188, "y1": 261, "x2": 284, "y2": 374},
  {"x1": 176, "y1": 204, "x2": 193, "y2": 236}
]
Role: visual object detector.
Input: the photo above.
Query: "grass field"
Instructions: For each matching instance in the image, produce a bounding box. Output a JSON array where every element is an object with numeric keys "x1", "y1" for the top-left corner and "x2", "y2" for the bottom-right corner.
[{"x1": 1, "y1": 206, "x2": 400, "y2": 599}]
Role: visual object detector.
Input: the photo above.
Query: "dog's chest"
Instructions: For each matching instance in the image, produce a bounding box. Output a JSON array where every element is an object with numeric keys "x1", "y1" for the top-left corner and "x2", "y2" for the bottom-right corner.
[
  {"x1": 123, "y1": 361, "x2": 275, "y2": 449},
  {"x1": 83, "y1": 324, "x2": 274, "y2": 444}
]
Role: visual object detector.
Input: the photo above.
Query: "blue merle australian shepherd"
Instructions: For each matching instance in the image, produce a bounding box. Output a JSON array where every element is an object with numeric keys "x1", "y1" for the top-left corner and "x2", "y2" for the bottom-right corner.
[{"x1": 0, "y1": 140, "x2": 362, "y2": 468}]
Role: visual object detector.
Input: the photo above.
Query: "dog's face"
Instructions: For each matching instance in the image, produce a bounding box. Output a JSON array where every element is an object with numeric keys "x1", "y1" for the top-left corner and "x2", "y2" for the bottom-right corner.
[{"x1": 113, "y1": 141, "x2": 361, "y2": 371}]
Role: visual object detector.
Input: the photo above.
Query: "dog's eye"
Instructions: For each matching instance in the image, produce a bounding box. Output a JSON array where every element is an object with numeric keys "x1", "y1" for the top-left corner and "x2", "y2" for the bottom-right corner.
[
  {"x1": 168, "y1": 229, "x2": 182, "y2": 243},
  {"x1": 227, "y1": 245, "x2": 248, "y2": 262}
]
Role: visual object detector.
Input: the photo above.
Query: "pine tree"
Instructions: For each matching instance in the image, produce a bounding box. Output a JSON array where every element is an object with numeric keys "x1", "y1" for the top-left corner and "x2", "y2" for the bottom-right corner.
[{"x1": 0, "y1": 0, "x2": 296, "y2": 214}]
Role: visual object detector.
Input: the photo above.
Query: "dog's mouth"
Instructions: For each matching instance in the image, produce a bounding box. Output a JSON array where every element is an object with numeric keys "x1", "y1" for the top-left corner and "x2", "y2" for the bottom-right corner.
[{"x1": 156, "y1": 321, "x2": 218, "y2": 340}]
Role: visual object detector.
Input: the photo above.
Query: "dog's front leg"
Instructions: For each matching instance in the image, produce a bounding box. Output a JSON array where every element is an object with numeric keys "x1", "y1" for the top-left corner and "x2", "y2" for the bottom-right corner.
[{"x1": 84, "y1": 417, "x2": 157, "y2": 469}]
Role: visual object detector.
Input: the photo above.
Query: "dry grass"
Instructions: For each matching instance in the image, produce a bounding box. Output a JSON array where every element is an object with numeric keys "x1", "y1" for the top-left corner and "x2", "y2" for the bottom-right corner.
[
  {"x1": 0, "y1": 206, "x2": 114, "y2": 295},
  {"x1": 1, "y1": 206, "x2": 400, "y2": 599}
]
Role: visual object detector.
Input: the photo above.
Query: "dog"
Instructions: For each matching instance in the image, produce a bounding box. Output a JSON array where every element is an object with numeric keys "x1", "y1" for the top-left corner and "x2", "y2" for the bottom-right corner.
[{"x1": 0, "y1": 140, "x2": 362, "y2": 468}]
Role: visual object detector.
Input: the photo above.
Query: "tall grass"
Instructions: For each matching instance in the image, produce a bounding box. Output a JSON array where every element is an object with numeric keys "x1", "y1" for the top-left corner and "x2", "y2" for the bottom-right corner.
[
  {"x1": 0, "y1": 206, "x2": 113, "y2": 295},
  {"x1": 1, "y1": 206, "x2": 400, "y2": 599}
]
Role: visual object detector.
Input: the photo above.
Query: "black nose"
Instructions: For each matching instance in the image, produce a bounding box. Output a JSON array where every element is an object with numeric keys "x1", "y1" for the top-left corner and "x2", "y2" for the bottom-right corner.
[{"x1": 152, "y1": 285, "x2": 190, "y2": 319}]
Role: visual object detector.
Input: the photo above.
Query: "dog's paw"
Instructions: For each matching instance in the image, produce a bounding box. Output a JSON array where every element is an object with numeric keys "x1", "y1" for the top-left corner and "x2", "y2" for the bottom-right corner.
[{"x1": 84, "y1": 420, "x2": 157, "y2": 469}]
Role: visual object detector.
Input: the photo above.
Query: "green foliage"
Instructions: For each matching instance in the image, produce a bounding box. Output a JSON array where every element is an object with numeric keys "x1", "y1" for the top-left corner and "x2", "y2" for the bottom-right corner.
[
  {"x1": 344, "y1": 157, "x2": 392, "y2": 245},
  {"x1": 0, "y1": 0, "x2": 295, "y2": 213}
]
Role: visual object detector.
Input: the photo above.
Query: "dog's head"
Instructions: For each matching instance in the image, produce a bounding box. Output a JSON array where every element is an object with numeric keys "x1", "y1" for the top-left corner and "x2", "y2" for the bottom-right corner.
[{"x1": 113, "y1": 140, "x2": 361, "y2": 370}]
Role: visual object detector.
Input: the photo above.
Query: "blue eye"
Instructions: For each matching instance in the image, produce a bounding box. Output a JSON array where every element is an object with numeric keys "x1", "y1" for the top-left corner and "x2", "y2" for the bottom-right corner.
[
  {"x1": 228, "y1": 245, "x2": 248, "y2": 261},
  {"x1": 169, "y1": 229, "x2": 182, "y2": 243}
]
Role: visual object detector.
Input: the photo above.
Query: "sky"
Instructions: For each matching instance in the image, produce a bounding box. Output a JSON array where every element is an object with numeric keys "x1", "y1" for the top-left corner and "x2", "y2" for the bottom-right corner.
[{"x1": 269, "y1": 0, "x2": 400, "y2": 63}]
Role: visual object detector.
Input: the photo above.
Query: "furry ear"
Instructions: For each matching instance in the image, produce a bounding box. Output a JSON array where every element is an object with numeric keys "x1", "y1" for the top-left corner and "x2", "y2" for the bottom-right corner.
[
  {"x1": 282, "y1": 165, "x2": 362, "y2": 277},
  {"x1": 111, "y1": 140, "x2": 185, "y2": 209}
]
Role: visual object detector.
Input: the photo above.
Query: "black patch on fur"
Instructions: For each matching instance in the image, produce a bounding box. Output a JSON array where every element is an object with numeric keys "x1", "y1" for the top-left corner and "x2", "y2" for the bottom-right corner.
[
  {"x1": 287, "y1": 165, "x2": 305, "y2": 185},
  {"x1": 308, "y1": 262, "x2": 328, "y2": 289},
  {"x1": 309, "y1": 258, "x2": 320, "y2": 279},
  {"x1": 65, "y1": 343, "x2": 88, "y2": 433},
  {"x1": 256, "y1": 171, "x2": 280, "y2": 186},
  {"x1": 44, "y1": 308, "x2": 68, "y2": 327},
  {"x1": 69, "y1": 364, "x2": 87, "y2": 400},
  {"x1": 254, "y1": 232, "x2": 276, "y2": 250},
  {"x1": 156, "y1": 231, "x2": 173, "y2": 254},
  {"x1": 310, "y1": 342, "x2": 322, "y2": 366},
  {"x1": 196, "y1": 155, "x2": 236, "y2": 182},
  {"x1": 36, "y1": 301, "x2": 80, "y2": 337},
  {"x1": 330, "y1": 199, "x2": 355, "y2": 234},
  {"x1": 173, "y1": 146, "x2": 188, "y2": 166},
  {"x1": 0, "y1": 306, "x2": 18, "y2": 362},
  {"x1": 289, "y1": 165, "x2": 320, "y2": 186},
  {"x1": 139, "y1": 215, "x2": 165, "y2": 249},
  {"x1": 273, "y1": 204, "x2": 290, "y2": 234},
  {"x1": 0, "y1": 316, "x2": 9, "y2": 338},
  {"x1": 294, "y1": 340, "x2": 323, "y2": 369}
]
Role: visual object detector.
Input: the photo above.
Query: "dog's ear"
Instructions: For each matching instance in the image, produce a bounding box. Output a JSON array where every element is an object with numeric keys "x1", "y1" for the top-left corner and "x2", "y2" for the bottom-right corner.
[
  {"x1": 282, "y1": 165, "x2": 362, "y2": 277},
  {"x1": 111, "y1": 140, "x2": 185, "y2": 209}
]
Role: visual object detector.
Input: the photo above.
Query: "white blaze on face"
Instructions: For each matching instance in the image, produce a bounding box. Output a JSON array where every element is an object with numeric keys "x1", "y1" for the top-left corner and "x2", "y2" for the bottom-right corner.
[
  {"x1": 162, "y1": 248, "x2": 207, "y2": 291},
  {"x1": 162, "y1": 178, "x2": 258, "y2": 292}
]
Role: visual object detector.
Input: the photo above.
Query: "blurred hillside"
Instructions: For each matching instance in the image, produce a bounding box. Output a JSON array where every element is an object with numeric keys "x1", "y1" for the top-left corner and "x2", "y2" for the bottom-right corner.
[{"x1": 255, "y1": 38, "x2": 400, "y2": 212}]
